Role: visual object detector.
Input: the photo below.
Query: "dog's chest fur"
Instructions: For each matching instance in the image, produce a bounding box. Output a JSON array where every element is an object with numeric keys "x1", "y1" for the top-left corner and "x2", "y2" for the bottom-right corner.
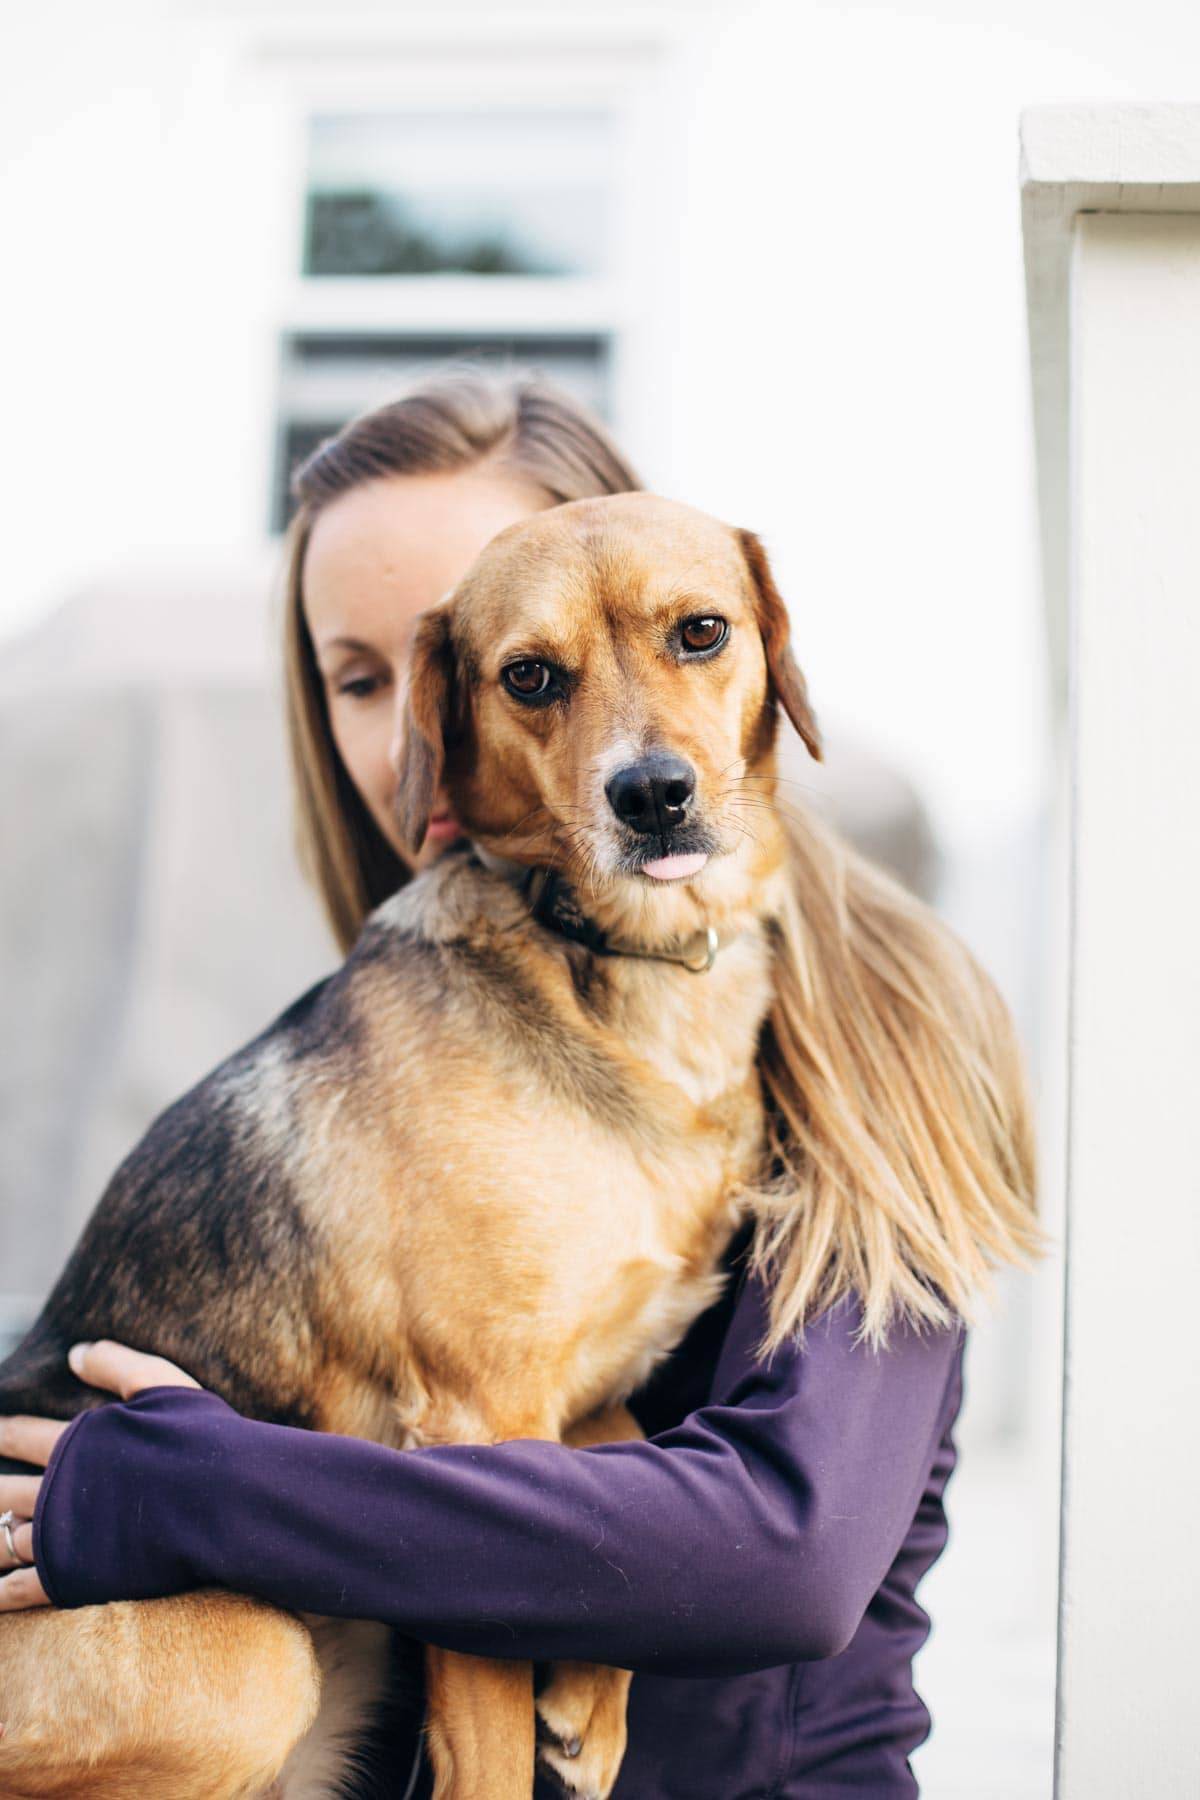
[
  {"x1": 280, "y1": 856, "x2": 778, "y2": 1446},
  {"x1": 0, "y1": 854, "x2": 782, "y2": 1800},
  {"x1": 266, "y1": 878, "x2": 776, "y2": 1796}
]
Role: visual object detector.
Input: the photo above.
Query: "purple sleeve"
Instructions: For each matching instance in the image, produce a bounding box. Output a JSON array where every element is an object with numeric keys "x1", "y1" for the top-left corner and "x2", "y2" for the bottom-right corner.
[{"x1": 33, "y1": 1282, "x2": 962, "y2": 1678}]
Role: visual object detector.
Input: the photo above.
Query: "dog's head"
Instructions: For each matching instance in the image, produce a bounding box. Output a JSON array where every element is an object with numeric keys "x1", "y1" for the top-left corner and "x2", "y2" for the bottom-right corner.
[{"x1": 394, "y1": 493, "x2": 820, "y2": 938}]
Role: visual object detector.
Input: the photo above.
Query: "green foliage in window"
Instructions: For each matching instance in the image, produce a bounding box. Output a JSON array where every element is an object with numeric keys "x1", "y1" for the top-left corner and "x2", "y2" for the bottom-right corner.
[{"x1": 305, "y1": 191, "x2": 561, "y2": 277}]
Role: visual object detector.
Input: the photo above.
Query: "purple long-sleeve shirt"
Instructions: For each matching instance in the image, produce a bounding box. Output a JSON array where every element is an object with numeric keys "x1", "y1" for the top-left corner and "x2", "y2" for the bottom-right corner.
[{"x1": 32, "y1": 1234, "x2": 964, "y2": 1798}]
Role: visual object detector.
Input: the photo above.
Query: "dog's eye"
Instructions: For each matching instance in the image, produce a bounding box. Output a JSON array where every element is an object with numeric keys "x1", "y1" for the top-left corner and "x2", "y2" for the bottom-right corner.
[
  {"x1": 679, "y1": 616, "x2": 728, "y2": 655},
  {"x1": 502, "y1": 659, "x2": 555, "y2": 701}
]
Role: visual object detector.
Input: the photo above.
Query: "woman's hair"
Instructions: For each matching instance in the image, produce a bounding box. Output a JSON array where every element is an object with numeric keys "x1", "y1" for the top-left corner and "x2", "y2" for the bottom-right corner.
[
  {"x1": 283, "y1": 365, "x2": 1040, "y2": 1351},
  {"x1": 751, "y1": 810, "x2": 1040, "y2": 1349}
]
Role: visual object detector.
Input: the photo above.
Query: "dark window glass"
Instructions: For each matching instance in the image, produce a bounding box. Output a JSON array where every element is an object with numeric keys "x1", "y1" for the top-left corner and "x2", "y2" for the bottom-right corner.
[{"x1": 271, "y1": 333, "x2": 612, "y2": 531}]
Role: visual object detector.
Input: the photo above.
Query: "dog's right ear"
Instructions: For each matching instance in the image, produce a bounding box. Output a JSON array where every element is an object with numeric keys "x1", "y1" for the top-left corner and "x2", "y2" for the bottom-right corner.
[
  {"x1": 737, "y1": 529, "x2": 823, "y2": 763},
  {"x1": 393, "y1": 604, "x2": 456, "y2": 856}
]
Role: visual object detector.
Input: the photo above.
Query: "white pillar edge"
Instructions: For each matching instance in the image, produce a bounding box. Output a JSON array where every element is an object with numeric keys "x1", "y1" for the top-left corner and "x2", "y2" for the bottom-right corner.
[
  {"x1": 1020, "y1": 103, "x2": 1200, "y2": 714},
  {"x1": 1022, "y1": 111, "x2": 1200, "y2": 1794}
]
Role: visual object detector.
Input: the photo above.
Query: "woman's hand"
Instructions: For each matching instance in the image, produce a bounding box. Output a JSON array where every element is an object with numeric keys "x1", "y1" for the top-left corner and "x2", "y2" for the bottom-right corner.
[{"x1": 0, "y1": 1340, "x2": 201, "y2": 1611}]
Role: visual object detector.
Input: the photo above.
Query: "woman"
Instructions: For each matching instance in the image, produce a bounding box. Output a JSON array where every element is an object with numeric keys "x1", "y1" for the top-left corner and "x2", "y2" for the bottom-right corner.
[{"x1": 0, "y1": 371, "x2": 1040, "y2": 1797}]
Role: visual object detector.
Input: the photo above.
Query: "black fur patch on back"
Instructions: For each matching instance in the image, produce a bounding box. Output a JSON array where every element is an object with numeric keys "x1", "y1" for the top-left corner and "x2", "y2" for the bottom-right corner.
[{"x1": 0, "y1": 969, "x2": 364, "y2": 1431}]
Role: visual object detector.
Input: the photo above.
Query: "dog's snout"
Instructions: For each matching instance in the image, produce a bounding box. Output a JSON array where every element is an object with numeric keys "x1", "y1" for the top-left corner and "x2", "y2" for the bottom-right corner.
[{"x1": 605, "y1": 753, "x2": 696, "y2": 837}]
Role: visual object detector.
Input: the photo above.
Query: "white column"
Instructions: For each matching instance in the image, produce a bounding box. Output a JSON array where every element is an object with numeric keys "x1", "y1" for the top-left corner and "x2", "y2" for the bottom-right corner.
[{"x1": 1057, "y1": 211, "x2": 1200, "y2": 1797}]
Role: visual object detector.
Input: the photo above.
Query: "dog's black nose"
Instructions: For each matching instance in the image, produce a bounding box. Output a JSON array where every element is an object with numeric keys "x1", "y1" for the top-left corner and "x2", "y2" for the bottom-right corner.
[{"x1": 605, "y1": 753, "x2": 696, "y2": 836}]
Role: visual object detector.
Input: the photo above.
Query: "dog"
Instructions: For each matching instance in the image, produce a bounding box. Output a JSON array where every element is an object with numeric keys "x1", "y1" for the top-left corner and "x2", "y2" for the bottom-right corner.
[{"x1": 0, "y1": 492, "x2": 820, "y2": 1799}]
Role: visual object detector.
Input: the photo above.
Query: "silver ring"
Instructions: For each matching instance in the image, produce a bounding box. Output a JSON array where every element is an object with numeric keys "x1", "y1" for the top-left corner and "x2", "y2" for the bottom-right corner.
[{"x1": 0, "y1": 1508, "x2": 29, "y2": 1568}]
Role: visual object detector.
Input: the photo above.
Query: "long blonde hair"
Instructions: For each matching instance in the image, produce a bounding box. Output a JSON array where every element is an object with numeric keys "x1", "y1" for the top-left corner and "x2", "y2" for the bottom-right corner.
[{"x1": 283, "y1": 367, "x2": 1040, "y2": 1348}]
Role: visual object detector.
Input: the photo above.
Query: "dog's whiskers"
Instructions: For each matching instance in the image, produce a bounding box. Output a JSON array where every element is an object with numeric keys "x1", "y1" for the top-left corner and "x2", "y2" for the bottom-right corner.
[
  {"x1": 725, "y1": 817, "x2": 766, "y2": 854},
  {"x1": 718, "y1": 785, "x2": 820, "y2": 830},
  {"x1": 726, "y1": 795, "x2": 819, "y2": 834},
  {"x1": 730, "y1": 772, "x2": 823, "y2": 800}
]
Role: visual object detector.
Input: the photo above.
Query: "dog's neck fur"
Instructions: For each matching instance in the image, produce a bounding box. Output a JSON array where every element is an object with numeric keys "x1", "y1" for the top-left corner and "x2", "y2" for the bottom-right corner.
[
  {"x1": 474, "y1": 854, "x2": 721, "y2": 973},
  {"x1": 469, "y1": 815, "x2": 786, "y2": 968},
  {"x1": 408, "y1": 837, "x2": 787, "y2": 1112},
  {"x1": 379, "y1": 835, "x2": 784, "y2": 1116}
]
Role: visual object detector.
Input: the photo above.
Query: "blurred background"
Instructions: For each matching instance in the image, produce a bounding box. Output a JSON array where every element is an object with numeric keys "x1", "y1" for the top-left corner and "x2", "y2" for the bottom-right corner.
[{"x1": 5, "y1": 2, "x2": 1198, "y2": 1793}]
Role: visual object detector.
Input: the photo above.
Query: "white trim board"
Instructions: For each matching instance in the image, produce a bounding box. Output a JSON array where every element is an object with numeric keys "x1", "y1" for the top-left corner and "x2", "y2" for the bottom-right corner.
[
  {"x1": 1020, "y1": 103, "x2": 1200, "y2": 713},
  {"x1": 1056, "y1": 209, "x2": 1200, "y2": 1799},
  {"x1": 1021, "y1": 106, "x2": 1200, "y2": 1798}
]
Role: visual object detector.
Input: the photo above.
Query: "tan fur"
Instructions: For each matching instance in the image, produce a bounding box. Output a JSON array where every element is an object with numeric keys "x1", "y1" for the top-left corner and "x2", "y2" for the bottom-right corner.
[
  {"x1": 274, "y1": 1621, "x2": 393, "y2": 1800},
  {"x1": 0, "y1": 1594, "x2": 320, "y2": 1798}
]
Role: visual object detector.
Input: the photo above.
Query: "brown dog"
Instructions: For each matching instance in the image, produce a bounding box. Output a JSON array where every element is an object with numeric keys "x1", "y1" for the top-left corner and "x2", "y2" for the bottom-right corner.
[{"x1": 0, "y1": 493, "x2": 819, "y2": 1799}]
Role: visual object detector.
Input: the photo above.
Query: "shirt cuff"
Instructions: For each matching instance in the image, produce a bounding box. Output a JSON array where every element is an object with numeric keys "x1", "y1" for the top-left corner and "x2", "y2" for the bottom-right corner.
[{"x1": 32, "y1": 1386, "x2": 231, "y2": 1608}]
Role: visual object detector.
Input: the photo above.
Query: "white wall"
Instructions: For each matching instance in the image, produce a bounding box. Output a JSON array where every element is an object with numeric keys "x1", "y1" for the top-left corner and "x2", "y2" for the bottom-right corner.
[
  {"x1": 0, "y1": 1, "x2": 285, "y2": 632},
  {"x1": 8, "y1": 0, "x2": 1200, "y2": 856}
]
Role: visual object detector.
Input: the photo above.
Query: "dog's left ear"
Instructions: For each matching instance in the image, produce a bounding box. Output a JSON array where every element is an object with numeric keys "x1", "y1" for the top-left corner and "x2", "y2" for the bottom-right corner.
[
  {"x1": 393, "y1": 604, "x2": 457, "y2": 855},
  {"x1": 737, "y1": 529, "x2": 822, "y2": 762}
]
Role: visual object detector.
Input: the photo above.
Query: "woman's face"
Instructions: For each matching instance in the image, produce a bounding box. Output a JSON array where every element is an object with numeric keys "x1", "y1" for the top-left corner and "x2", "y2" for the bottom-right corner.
[{"x1": 303, "y1": 468, "x2": 550, "y2": 869}]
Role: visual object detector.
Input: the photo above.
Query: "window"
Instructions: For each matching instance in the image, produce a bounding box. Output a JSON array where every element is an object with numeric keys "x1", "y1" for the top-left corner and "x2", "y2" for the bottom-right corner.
[
  {"x1": 270, "y1": 101, "x2": 624, "y2": 530},
  {"x1": 303, "y1": 109, "x2": 614, "y2": 278}
]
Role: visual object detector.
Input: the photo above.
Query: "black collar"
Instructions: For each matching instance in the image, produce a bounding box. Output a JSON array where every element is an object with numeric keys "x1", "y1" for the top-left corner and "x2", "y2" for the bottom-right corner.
[{"x1": 524, "y1": 868, "x2": 722, "y2": 975}]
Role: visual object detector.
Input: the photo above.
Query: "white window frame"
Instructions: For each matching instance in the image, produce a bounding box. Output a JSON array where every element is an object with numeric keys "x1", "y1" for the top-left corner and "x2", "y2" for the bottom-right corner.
[{"x1": 239, "y1": 16, "x2": 690, "y2": 518}]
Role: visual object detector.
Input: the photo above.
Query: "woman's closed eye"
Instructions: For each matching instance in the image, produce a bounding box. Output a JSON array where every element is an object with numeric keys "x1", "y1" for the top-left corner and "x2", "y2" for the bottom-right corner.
[
  {"x1": 337, "y1": 671, "x2": 389, "y2": 701},
  {"x1": 321, "y1": 657, "x2": 395, "y2": 704}
]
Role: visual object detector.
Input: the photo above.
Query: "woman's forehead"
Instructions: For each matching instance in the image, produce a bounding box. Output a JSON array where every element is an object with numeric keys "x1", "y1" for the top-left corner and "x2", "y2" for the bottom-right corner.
[{"x1": 303, "y1": 471, "x2": 547, "y2": 646}]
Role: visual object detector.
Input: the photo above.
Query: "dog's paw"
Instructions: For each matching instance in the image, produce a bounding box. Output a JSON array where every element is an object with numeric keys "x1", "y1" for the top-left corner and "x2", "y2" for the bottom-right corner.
[{"x1": 535, "y1": 1662, "x2": 631, "y2": 1799}]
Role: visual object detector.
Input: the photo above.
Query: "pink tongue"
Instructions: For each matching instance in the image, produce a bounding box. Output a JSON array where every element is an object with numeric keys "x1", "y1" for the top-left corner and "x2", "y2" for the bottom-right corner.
[{"x1": 641, "y1": 852, "x2": 709, "y2": 882}]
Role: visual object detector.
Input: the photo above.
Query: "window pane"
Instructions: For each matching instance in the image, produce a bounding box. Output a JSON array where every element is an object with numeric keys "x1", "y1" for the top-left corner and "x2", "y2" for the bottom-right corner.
[{"x1": 304, "y1": 111, "x2": 613, "y2": 277}]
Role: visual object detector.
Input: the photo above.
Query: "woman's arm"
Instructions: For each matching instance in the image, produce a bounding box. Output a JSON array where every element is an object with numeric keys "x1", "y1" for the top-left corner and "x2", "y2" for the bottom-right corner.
[{"x1": 20, "y1": 1283, "x2": 962, "y2": 1679}]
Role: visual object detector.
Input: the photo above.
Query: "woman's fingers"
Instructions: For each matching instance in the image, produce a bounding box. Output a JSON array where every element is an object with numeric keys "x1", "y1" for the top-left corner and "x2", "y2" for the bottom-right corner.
[
  {"x1": 0, "y1": 1501, "x2": 41, "y2": 1606},
  {"x1": 0, "y1": 1515, "x2": 34, "y2": 1573},
  {"x1": 0, "y1": 1414, "x2": 67, "y2": 1469},
  {"x1": 0, "y1": 1565, "x2": 49, "y2": 1610},
  {"x1": 0, "y1": 1476, "x2": 41, "y2": 1516},
  {"x1": 0, "y1": 1344, "x2": 200, "y2": 1469},
  {"x1": 68, "y1": 1339, "x2": 201, "y2": 1400}
]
